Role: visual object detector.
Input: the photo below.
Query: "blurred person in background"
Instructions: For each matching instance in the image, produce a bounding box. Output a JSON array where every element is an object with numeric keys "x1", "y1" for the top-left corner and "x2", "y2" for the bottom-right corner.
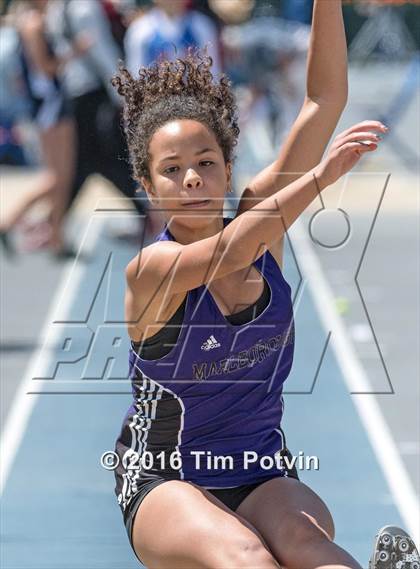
[
  {"x1": 0, "y1": 0, "x2": 88, "y2": 258},
  {"x1": 280, "y1": 0, "x2": 313, "y2": 25},
  {"x1": 101, "y1": 0, "x2": 132, "y2": 50},
  {"x1": 218, "y1": 0, "x2": 311, "y2": 148},
  {"x1": 44, "y1": 0, "x2": 158, "y2": 244},
  {"x1": 125, "y1": 0, "x2": 221, "y2": 77}
]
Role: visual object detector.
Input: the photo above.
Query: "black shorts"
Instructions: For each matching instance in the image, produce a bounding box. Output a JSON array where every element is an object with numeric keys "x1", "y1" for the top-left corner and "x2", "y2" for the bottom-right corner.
[
  {"x1": 122, "y1": 447, "x2": 299, "y2": 561},
  {"x1": 30, "y1": 93, "x2": 73, "y2": 131}
]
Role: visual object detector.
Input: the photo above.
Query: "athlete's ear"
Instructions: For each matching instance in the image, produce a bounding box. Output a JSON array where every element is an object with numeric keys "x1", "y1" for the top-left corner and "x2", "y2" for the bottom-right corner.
[{"x1": 141, "y1": 176, "x2": 158, "y2": 205}]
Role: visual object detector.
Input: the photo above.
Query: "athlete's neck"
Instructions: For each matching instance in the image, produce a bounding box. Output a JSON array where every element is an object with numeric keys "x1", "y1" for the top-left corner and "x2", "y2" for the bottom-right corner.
[{"x1": 166, "y1": 217, "x2": 225, "y2": 245}]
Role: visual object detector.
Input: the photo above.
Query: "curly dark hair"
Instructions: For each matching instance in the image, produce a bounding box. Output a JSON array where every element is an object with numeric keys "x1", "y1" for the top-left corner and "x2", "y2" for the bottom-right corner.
[{"x1": 111, "y1": 49, "x2": 240, "y2": 184}]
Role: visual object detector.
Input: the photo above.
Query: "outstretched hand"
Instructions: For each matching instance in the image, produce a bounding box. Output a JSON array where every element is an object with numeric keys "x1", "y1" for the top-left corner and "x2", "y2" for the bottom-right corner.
[{"x1": 316, "y1": 121, "x2": 388, "y2": 187}]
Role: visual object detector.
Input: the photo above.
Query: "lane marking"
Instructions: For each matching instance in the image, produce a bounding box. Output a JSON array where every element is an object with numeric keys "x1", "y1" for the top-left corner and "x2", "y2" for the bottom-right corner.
[
  {"x1": 0, "y1": 215, "x2": 105, "y2": 495},
  {"x1": 290, "y1": 220, "x2": 419, "y2": 541}
]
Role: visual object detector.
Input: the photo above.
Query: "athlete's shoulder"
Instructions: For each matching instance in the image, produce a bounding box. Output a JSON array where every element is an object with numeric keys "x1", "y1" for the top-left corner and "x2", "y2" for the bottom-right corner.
[{"x1": 125, "y1": 240, "x2": 182, "y2": 289}]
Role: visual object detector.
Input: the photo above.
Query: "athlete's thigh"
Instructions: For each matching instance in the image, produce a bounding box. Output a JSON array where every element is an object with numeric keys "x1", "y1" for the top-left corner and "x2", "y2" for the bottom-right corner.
[
  {"x1": 236, "y1": 477, "x2": 335, "y2": 561},
  {"x1": 132, "y1": 480, "x2": 281, "y2": 569}
]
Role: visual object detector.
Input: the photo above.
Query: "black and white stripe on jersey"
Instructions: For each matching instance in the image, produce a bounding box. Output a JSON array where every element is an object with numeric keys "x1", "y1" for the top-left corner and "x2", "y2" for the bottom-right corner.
[
  {"x1": 132, "y1": 367, "x2": 185, "y2": 472},
  {"x1": 115, "y1": 369, "x2": 185, "y2": 513}
]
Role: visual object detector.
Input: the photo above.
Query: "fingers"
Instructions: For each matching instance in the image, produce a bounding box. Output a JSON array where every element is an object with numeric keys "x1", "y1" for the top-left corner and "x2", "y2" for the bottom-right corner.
[
  {"x1": 337, "y1": 120, "x2": 388, "y2": 140},
  {"x1": 342, "y1": 141, "x2": 378, "y2": 155},
  {"x1": 337, "y1": 130, "x2": 382, "y2": 147}
]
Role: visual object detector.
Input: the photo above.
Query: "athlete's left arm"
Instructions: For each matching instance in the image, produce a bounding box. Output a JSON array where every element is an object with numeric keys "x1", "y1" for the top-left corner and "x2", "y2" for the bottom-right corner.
[{"x1": 235, "y1": 0, "x2": 349, "y2": 268}]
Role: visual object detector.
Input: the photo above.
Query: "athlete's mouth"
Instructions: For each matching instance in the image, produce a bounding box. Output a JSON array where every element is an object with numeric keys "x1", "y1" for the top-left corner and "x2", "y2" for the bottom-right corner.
[{"x1": 182, "y1": 199, "x2": 211, "y2": 208}]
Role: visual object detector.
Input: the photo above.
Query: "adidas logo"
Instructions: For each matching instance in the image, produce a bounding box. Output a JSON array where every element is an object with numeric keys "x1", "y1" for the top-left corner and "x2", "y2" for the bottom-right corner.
[{"x1": 201, "y1": 335, "x2": 221, "y2": 351}]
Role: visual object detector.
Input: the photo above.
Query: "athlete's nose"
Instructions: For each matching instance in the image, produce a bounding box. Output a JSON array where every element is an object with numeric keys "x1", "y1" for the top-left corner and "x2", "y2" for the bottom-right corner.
[{"x1": 183, "y1": 169, "x2": 203, "y2": 190}]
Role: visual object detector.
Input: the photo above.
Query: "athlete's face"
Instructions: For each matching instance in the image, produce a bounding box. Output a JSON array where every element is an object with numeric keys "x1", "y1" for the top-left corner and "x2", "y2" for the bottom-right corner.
[{"x1": 142, "y1": 120, "x2": 231, "y2": 233}]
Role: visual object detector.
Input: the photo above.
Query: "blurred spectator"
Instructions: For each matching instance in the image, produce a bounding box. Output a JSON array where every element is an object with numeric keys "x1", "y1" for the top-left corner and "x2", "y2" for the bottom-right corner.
[
  {"x1": 125, "y1": 0, "x2": 221, "y2": 76},
  {"x1": 188, "y1": 0, "x2": 224, "y2": 32},
  {"x1": 101, "y1": 0, "x2": 130, "y2": 49},
  {"x1": 347, "y1": 1, "x2": 418, "y2": 61},
  {"x1": 221, "y1": 10, "x2": 310, "y2": 146},
  {"x1": 251, "y1": 0, "x2": 282, "y2": 18},
  {"x1": 0, "y1": 0, "x2": 85, "y2": 258},
  {"x1": 280, "y1": 0, "x2": 313, "y2": 25},
  {"x1": 0, "y1": 20, "x2": 29, "y2": 165},
  {"x1": 0, "y1": 119, "x2": 26, "y2": 166},
  {"x1": 207, "y1": 0, "x2": 254, "y2": 25},
  {"x1": 45, "y1": 0, "x2": 155, "y2": 242}
]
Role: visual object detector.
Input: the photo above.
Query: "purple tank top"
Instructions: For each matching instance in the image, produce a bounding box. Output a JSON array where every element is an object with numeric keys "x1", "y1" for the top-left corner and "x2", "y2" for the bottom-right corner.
[{"x1": 118, "y1": 218, "x2": 295, "y2": 489}]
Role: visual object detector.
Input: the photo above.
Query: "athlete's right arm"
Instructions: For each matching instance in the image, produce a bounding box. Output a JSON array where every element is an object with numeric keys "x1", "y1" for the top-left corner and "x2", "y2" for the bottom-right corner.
[{"x1": 128, "y1": 130, "x2": 381, "y2": 298}]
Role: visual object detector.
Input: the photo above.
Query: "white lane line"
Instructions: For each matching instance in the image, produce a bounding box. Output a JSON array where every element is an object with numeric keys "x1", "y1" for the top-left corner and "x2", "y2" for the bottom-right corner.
[
  {"x1": 290, "y1": 220, "x2": 419, "y2": 542},
  {"x1": 0, "y1": 215, "x2": 105, "y2": 495}
]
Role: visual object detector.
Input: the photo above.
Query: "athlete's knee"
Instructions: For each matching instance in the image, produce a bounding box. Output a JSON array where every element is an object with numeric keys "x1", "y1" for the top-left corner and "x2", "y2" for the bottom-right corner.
[
  {"x1": 222, "y1": 536, "x2": 280, "y2": 568},
  {"x1": 138, "y1": 536, "x2": 279, "y2": 569},
  {"x1": 281, "y1": 510, "x2": 335, "y2": 551}
]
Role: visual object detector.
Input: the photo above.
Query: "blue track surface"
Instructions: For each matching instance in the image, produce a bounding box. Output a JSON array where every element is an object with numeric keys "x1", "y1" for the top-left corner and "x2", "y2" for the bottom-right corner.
[{"x1": 1, "y1": 220, "x2": 404, "y2": 569}]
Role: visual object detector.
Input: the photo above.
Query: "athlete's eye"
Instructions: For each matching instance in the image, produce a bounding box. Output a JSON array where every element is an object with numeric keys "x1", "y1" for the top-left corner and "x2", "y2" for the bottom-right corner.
[
  {"x1": 199, "y1": 160, "x2": 214, "y2": 167},
  {"x1": 163, "y1": 166, "x2": 179, "y2": 174}
]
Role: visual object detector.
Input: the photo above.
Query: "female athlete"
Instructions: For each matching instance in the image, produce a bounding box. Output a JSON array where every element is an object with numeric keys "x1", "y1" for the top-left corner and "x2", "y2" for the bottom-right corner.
[{"x1": 112, "y1": 2, "x2": 419, "y2": 567}]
